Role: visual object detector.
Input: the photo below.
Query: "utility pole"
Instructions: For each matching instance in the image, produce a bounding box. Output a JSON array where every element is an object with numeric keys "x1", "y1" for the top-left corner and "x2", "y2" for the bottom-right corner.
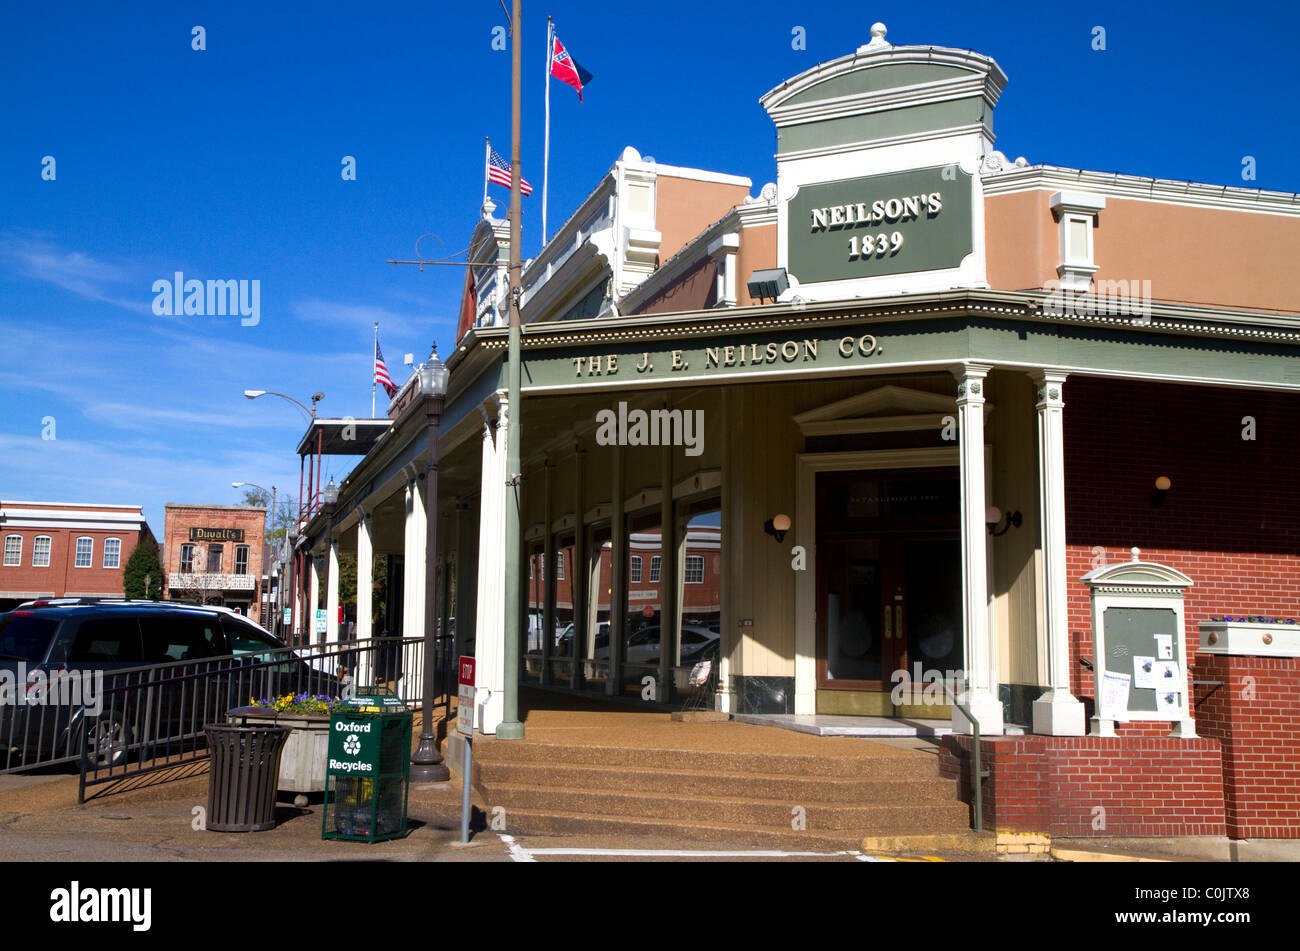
[{"x1": 496, "y1": 0, "x2": 525, "y2": 740}]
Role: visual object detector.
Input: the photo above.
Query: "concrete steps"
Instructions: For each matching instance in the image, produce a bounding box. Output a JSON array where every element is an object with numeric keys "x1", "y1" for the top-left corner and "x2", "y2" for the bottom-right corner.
[{"x1": 473, "y1": 738, "x2": 974, "y2": 848}]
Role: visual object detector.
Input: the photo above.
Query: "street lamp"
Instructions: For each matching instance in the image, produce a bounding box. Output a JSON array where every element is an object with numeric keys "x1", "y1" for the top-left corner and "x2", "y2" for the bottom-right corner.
[
  {"x1": 243, "y1": 389, "x2": 323, "y2": 421},
  {"x1": 323, "y1": 478, "x2": 339, "y2": 507},
  {"x1": 412, "y1": 344, "x2": 451, "y2": 783}
]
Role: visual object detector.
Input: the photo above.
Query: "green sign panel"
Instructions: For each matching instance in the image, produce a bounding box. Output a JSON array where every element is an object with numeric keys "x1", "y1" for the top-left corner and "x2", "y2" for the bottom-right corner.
[
  {"x1": 787, "y1": 165, "x2": 973, "y2": 284},
  {"x1": 327, "y1": 716, "x2": 380, "y2": 775}
]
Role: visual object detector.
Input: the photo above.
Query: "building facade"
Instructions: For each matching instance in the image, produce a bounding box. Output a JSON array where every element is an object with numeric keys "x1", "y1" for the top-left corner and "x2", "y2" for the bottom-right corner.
[
  {"x1": 161, "y1": 504, "x2": 268, "y2": 622},
  {"x1": 0, "y1": 501, "x2": 153, "y2": 610},
  {"x1": 295, "y1": 23, "x2": 1300, "y2": 840}
]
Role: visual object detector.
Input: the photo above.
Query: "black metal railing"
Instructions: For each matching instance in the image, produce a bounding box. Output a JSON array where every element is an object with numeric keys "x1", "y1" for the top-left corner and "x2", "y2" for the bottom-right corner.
[{"x1": 0, "y1": 636, "x2": 439, "y2": 799}]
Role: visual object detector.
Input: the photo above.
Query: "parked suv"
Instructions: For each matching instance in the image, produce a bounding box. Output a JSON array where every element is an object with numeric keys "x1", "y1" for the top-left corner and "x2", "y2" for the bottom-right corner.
[{"x1": 0, "y1": 601, "x2": 340, "y2": 769}]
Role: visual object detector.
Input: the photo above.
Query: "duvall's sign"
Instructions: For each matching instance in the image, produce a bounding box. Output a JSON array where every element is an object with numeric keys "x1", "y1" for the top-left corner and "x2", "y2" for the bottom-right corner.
[{"x1": 189, "y1": 527, "x2": 245, "y2": 542}]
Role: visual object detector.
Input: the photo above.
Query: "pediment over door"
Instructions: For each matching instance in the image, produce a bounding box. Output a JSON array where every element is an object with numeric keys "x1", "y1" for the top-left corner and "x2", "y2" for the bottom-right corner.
[{"x1": 793, "y1": 384, "x2": 992, "y2": 437}]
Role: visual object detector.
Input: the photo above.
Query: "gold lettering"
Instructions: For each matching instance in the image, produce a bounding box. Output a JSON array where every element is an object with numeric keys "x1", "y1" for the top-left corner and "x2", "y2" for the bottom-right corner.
[
  {"x1": 781, "y1": 340, "x2": 799, "y2": 361},
  {"x1": 671, "y1": 350, "x2": 686, "y2": 370},
  {"x1": 636, "y1": 351, "x2": 652, "y2": 372},
  {"x1": 572, "y1": 356, "x2": 585, "y2": 376},
  {"x1": 765, "y1": 342, "x2": 779, "y2": 363},
  {"x1": 607, "y1": 354, "x2": 619, "y2": 374},
  {"x1": 803, "y1": 339, "x2": 818, "y2": 360},
  {"x1": 724, "y1": 346, "x2": 736, "y2": 366},
  {"x1": 588, "y1": 355, "x2": 602, "y2": 375},
  {"x1": 859, "y1": 335, "x2": 878, "y2": 356},
  {"x1": 705, "y1": 347, "x2": 720, "y2": 369},
  {"x1": 839, "y1": 336, "x2": 854, "y2": 357}
]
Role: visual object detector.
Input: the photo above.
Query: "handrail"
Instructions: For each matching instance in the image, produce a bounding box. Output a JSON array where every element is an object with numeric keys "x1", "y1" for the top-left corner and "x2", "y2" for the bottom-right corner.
[{"x1": 942, "y1": 679, "x2": 989, "y2": 834}]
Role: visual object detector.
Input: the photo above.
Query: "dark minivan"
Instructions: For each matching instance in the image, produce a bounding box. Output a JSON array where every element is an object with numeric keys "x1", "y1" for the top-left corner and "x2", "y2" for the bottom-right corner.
[{"x1": 0, "y1": 601, "x2": 340, "y2": 769}]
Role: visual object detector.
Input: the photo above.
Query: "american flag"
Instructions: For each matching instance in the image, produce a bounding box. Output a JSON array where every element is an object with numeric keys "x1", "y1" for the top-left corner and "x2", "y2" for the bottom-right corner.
[
  {"x1": 487, "y1": 146, "x2": 532, "y2": 196},
  {"x1": 374, "y1": 338, "x2": 397, "y2": 398}
]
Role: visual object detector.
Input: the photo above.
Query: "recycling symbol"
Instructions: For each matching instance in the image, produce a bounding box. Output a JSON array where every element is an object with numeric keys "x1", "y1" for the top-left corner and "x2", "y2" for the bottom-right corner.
[{"x1": 343, "y1": 735, "x2": 361, "y2": 755}]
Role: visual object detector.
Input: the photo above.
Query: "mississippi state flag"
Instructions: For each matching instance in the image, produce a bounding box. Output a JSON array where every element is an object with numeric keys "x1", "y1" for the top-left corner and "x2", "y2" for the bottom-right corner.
[
  {"x1": 488, "y1": 146, "x2": 533, "y2": 196},
  {"x1": 550, "y1": 35, "x2": 593, "y2": 102}
]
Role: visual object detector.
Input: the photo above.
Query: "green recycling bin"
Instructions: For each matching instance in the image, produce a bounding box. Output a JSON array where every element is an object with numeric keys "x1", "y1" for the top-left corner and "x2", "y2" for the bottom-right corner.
[{"x1": 322, "y1": 690, "x2": 412, "y2": 843}]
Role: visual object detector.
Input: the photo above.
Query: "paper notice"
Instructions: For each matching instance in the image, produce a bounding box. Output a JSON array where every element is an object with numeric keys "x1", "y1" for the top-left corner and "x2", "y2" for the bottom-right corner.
[
  {"x1": 1100, "y1": 670, "x2": 1131, "y2": 719},
  {"x1": 1155, "y1": 634, "x2": 1174, "y2": 660},
  {"x1": 1155, "y1": 688, "x2": 1181, "y2": 716},
  {"x1": 1133, "y1": 656, "x2": 1157, "y2": 689},
  {"x1": 1154, "y1": 660, "x2": 1182, "y2": 686}
]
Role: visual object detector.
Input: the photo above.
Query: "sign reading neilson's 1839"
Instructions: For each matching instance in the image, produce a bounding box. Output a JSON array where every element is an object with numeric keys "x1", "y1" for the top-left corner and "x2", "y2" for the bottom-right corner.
[{"x1": 787, "y1": 165, "x2": 973, "y2": 284}]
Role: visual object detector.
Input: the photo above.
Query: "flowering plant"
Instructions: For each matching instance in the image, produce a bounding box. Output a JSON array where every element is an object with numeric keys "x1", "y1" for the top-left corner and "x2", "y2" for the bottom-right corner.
[
  {"x1": 250, "y1": 693, "x2": 345, "y2": 715},
  {"x1": 1209, "y1": 616, "x2": 1298, "y2": 624}
]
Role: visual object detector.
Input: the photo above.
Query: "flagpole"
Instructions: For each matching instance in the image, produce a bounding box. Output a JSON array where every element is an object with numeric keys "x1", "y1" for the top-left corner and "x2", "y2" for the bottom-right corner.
[
  {"x1": 483, "y1": 136, "x2": 491, "y2": 206},
  {"x1": 542, "y1": 16, "x2": 553, "y2": 247},
  {"x1": 371, "y1": 322, "x2": 378, "y2": 418}
]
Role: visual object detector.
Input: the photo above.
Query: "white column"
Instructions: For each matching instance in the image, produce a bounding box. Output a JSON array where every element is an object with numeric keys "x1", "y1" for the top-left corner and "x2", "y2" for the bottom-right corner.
[
  {"x1": 952, "y1": 364, "x2": 1004, "y2": 735},
  {"x1": 356, "y1": 510, "x2": 374, "y2": 688},
  {"x1": 401, "y1": 477, "x2": 415, "y2": 638},
  {"x1": 308, "y1": 552, "x2": 321, "y2": 645},
  {"x1": 326, "y1": 535, "x2": 340, "y2": 643},
  {"x1": 707, "y1": 233, "x2": 740, "y2": 307},
  {"x1": 405, "y1": 473, "x2": 427, "y2": 638},
  {"x1": 475, "y1": 400, "x2": 508, "y2": 733},
  {"x1": 1031, "y1": 371, "x2": 1086, "y2": 735}
]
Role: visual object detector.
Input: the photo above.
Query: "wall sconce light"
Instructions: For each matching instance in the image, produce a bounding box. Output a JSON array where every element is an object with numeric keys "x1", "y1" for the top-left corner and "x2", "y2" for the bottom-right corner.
[
  {"x1": 986, "y1": 505, "x2": 1022, "y2": 537},
  {"x1": 764, "y1": 513, "x2": 791, "y2": 542},
  {"x1": 1151, "y1": 475, "x2": 1171, "y2": 508}
]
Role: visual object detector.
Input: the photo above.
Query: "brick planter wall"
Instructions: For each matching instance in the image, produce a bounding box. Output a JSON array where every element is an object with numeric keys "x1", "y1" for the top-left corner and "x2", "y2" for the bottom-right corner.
[
  {"x1": 939, "y1": 734, "x2": 1225, "y2": 837},
  {"x1": 1194, "y1": 653, "x2": 1300, "y2": 839}
]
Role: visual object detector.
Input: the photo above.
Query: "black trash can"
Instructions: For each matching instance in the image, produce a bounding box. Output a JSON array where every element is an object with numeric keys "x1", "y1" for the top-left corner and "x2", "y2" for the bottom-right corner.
[{"x1": 205, "y1": 724, "x2": 292, "y2": 832}]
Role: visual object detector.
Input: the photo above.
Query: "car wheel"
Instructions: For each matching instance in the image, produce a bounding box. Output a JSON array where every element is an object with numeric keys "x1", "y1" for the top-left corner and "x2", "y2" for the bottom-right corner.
[{"x1": 86, "y1": 715, "x2": 134, "y2": 769}]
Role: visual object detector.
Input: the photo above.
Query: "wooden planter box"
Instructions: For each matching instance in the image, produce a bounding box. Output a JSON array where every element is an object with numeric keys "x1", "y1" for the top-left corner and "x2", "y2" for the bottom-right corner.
[{"x1": 226, "y1": 707, "x2": 330, "y2": 794}]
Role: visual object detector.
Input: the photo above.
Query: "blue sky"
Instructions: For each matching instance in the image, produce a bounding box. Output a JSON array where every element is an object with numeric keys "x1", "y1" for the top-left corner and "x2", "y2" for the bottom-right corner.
[{"x1": 2, "y1": 0, "x2": 1297, "y2": 535}]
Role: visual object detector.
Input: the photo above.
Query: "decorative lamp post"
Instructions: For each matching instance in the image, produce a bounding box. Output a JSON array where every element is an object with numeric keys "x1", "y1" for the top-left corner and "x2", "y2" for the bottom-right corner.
[{"x1": 411, "y1": 344, "x2": 451, "y2": 782}]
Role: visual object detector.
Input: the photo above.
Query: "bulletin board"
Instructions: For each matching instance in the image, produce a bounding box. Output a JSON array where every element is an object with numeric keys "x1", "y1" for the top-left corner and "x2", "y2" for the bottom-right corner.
[{"x1": 1100, "y1": 607, "x2": 1180, "y2": 716}]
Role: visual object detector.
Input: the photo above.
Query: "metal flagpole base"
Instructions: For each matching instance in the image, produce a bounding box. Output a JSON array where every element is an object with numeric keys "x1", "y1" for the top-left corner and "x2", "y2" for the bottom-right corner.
[{"x1": 410, "y1": 733, "x2": 451, "y2": 783}]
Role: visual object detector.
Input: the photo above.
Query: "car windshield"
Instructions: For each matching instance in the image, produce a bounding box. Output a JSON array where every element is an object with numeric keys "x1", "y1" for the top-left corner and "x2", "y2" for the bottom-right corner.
[{"x1": 0, "y1": 613, "x2": 59, "y2": 662}]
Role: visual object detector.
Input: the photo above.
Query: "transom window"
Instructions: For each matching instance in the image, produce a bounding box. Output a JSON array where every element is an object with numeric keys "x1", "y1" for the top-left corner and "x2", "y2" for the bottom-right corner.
[
  {"x1": 33, "y1": 536, "x2": 51, "y2": 567},
  {"x1": 234, "y1": 545, "x2": 249, "y2": 575},
  {"x1": 3, "y1": 535, "x2": 21, "y2": 566},
  {"x1": 685, "y1": 555, "x2": 705, "y2": 584},
  {"x1": 179, "y1": 543, "x2": 195, "y2": 573},
  {"x1": 103, "y1": 537, "x2": 122, "y2": 569},
  {"x1": 74, "y1": 537, "x2": 93, "y2": 568}
]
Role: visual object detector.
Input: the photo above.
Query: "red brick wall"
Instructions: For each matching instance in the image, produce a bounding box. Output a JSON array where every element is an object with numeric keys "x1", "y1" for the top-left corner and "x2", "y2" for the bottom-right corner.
[
  {"x1": 1194, "y1": 653, "x2": 1300, "y2": 838},
  {"x1": 162, "y1": 505, "x2": 267, "y2": 622},
  {"x1": 1063, "y1": 377, "x2": 1300, "y2": 735},
  {"x1": 0, "y1": 507, "x2": 148, "y2": 599},
  {"x1": 939, "y1": 734, "x2": 1226, "y2": 837}
]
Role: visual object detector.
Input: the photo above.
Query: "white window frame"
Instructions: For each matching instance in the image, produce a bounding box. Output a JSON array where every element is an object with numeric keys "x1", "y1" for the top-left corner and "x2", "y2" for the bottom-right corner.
[
  {"x1": 556, "y1": 551, "x2": 565, "y2": 581},
  {"x1": 206, "y1": 544, "x2": 223, "y2": 573},
  {"x1": 684, "y1": 554, "x2": 705, "y2": 584},
  {"x1": 3, "y1": 534, "x2": 21, "y2": 566},
  {"x1": 649, "y1": 555, "x2": 662, "y2": 583},
  {"x1": 630, "y1": 555, "x2": 642, "y2": 584},
  {"x1": 103, "y1": 537, "x2": 122, "y2": 569},
  {"x1": 33, "y1": 535, "x2": 52, "y2": 567},
  {"x1": 1050, "y1": 191, "x2": 1105, "y2": 292},
  {"x1": 234, "y1": 545, "x2": 250, "y2": 575},
  {"x1": 180, "y1": 543, "x2": 196, "y2": 573},
  {"x1": 74, "y1": 536, "x2": 93, "y2": 568}
]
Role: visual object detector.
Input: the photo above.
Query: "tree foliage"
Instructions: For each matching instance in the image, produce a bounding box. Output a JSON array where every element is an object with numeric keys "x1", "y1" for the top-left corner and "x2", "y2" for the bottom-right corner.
[{"x1": 122, "y1": 539, "x2": 163, "y2": 599}]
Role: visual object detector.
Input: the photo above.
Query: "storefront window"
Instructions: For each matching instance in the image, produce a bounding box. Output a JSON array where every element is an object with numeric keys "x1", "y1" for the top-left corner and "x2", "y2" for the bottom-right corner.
[
  {"x1": 622, "y1": 514, "x2": 663, "y2": 700},
  {"x1": 523, "y1": 544, "x2": 545, "y2": 685},
  {"x1": 550, "y1": 533, "x2": 576, "y2": 684},
  {"x1": 676, "y1": 503, "x2": 722, "y2": 703},
  {"x1": 582, "y1": 525, "x2": 612, "y2": 692}
]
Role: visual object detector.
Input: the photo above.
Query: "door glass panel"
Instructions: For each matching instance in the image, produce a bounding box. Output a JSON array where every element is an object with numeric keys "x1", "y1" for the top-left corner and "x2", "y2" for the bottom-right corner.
[
  {"x1": 823, "y1": 538, "x2": 883, "y2": 682},
  {"x1": 581, "y1": 526, "x2": 612, "y2": 692},
  {"x1": 904, "y1": 539, "x2": 963, "y2": 675},
  {"x1": 523, "y1": 545, "x2": 544, "y2": 684}
]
